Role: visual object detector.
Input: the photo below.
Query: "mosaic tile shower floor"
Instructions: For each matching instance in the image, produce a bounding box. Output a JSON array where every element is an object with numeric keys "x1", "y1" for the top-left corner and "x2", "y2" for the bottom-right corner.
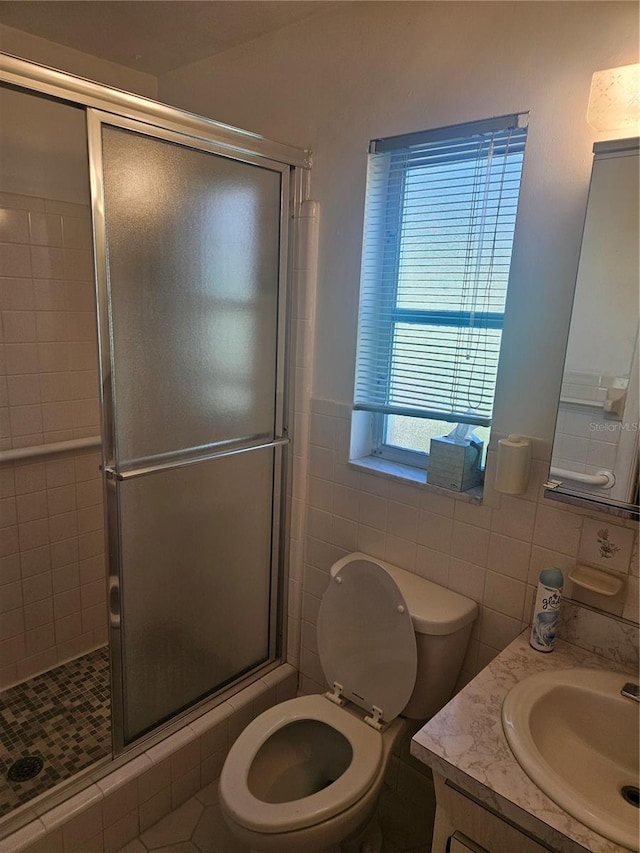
[{"x1": 0, "y1": 646, "x2": 111, "y2": 817}]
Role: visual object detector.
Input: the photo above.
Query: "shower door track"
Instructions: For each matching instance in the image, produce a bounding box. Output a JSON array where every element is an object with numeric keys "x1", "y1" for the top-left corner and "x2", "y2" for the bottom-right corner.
[{"x1": 0, "y1": 53, "x2": 310, "y2": 169}]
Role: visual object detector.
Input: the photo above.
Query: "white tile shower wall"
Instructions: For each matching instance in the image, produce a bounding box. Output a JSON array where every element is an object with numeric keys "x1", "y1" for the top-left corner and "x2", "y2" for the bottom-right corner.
[
  {"x1": 554, "y1": 403, "x2": 621, "y2": 476},
  {"x1": 301, "y1": 399, "x2": 640, "y2": 697},
  {"x1": 0, "y1": 191, "x2": 105, "y2": 688},
  {"x1": 2, "y1": 664, "x2": 298, "y2": 852}
]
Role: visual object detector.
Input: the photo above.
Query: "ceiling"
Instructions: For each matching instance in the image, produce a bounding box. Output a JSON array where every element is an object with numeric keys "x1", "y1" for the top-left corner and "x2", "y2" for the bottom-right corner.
[{"x1": 0, "y1": 1, "x2": 335, "y2": 75}]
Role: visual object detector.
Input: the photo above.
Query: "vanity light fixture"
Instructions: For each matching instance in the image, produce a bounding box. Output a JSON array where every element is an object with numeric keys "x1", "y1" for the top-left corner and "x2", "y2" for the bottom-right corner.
[{"x1": 587, "y1": 63, "x2": 640, "y2": 135}]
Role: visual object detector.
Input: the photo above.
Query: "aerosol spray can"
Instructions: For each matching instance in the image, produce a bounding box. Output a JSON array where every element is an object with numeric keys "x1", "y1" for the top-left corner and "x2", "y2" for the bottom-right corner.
[{"x1": 529, "y1": 567, "x2": 563, "y2": 653}]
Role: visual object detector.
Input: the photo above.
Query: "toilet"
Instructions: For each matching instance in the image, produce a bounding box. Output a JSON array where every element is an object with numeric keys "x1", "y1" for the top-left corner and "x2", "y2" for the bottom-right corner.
[{"x1": 219, "y1": 552, "x2": 477, "y2": 853}]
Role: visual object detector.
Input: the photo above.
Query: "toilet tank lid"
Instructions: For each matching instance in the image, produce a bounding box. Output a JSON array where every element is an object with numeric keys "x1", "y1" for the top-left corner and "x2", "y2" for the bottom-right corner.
[{"x1": 330, "y1": 553, "x2": 477, "y2": 636}]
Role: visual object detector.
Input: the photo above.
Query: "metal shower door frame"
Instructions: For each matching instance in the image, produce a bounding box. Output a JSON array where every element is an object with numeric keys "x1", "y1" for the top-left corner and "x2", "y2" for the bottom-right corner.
[{"x1": 86, "y1": 108, "x2": 294, "y2": 755}]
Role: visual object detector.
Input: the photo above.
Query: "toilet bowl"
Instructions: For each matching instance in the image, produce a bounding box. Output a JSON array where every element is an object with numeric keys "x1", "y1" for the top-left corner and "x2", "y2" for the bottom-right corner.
[
  {"x1": 220, "y1": 693, "x2": 405, "y2": 852},
  {"x1": 219, "y1": 552, "x2": 477, "y2": 853}
]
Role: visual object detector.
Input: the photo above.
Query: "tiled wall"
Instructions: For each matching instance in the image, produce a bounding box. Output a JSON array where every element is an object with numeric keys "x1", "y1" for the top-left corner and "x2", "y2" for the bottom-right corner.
[
  {"x1": 0, "y1": 191, "x2": 106, "y2": 688},
  {"x1": 298, "y1": 398, "x2": 640, "y2": 697},
  {"x1": 553, "y1": 370, "x2": 626, "y2": 485},
  {"x1": 553, "y1": 403, "x2": 620, "y2": 474}
]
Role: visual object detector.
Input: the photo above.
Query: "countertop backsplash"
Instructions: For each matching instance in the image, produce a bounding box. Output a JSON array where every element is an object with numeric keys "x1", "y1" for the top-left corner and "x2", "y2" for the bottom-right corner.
[{"x1": 558, "y1": 599, "x2": 639, "y2": 670}]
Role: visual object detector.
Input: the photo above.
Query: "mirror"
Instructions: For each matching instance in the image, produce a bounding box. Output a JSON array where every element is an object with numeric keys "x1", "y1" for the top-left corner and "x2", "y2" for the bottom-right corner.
[{"x1": 546, "y1": 138, "x2": 639, "y2": 517}]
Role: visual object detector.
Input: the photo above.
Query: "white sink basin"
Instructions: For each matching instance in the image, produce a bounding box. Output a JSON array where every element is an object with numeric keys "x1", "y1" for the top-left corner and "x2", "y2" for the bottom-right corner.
[{"x1": 502, "y1": 667, "x2": 639, "y2": 851}]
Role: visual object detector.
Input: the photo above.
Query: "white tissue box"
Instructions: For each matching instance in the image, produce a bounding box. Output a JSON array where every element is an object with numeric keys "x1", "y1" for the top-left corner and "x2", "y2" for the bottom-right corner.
[{"x1": 428, "y1": 436, "x2": 483, "y2": 491}]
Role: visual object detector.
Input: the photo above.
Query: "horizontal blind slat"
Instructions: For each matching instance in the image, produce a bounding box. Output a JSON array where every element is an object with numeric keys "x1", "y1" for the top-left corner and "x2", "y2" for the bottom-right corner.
[{"x1": 355, "y1": 119, "x2": 527, "y2": 425}]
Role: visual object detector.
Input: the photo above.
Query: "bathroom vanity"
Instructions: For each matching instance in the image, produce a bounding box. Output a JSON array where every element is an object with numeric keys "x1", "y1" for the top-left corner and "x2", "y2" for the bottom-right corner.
[{"x1": 411, "y1": 632, "x2": 638, "y2": 853}]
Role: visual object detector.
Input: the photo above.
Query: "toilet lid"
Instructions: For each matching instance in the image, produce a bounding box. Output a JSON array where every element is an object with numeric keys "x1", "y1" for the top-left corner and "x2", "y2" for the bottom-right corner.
[{"x1": 317, "y1": 558, "x2": 417, "y2": 722}]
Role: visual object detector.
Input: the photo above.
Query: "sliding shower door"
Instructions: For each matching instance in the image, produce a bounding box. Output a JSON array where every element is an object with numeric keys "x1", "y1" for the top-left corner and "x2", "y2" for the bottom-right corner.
[{"x1": 87, "y1": 111, "x2": 290, "y2": 749}]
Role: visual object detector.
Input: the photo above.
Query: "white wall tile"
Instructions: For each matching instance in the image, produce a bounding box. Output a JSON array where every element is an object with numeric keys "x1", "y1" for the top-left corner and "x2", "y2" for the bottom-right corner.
[
  {"x1": 0, "y1": 243, "x2": 32, "y2": 277},
  {"x1": 0, "y1": 277, "x2": 35, "y2": 310},
  {"x1": 356, "y1": 523, "x2": 386, "y2": 559},
  {"x1": 533, "y1": 504, "x2": 582, "y2": 555},
  {"x1": 387, "y1": 501, "x2": 418, "y2": 541},
  {"x1": 484, "y1": 571, "x2": 526, "y2": 620},
  {"x1": 453, "y1": 499, "x2": 492, "y2": 529},
  {"x1": 385, "y1": 534, "x2": 417, "y2": 571},
  {"x1": 5, "y1": 342, "x2": 39, "y2": 375},
  {"x1": 387, "y1": 479, "x2": 421, "y2": 508},
  {"x1": 450, "y1": 521, "x2": 490, "y2": 567},
  {"x1": 479, "y1": 607, "x2": 522, "y2": 650},
  {"x1": 487, "y1": 532, "x2": 531, "y2": 581},
  {"x1": 332, "y1": 515, "x2": 358, "y2": 552},
  {"x1": 307, "y1": 475, "x2": 333, "y2": 511},
  {"x1": 358, "y1": 491, "x2": 387, "y2": 530},
  {"x1": 308, "y1": 444, "x2": 334, "y2": 480},
  {"x1": 419, "y1": 489, "x2": 455, "y2": 518},
  {"x1": 0, "y1": 208, "x2": 30, "y2": 243},
  {"x1": 448, "y1": 557, "x2": 485, "y2": 603},
  {"x1": 309, "y1": 412, "x2": 336, "y2": 449},
  {"x1": 417, "y1": 510, "x2": 453, "y2": 554},
  {"x1": 307, "y1": 506, "x2": 332, "y2": 542},
  {"x1": 360, "y1": 471, "x2": 390, "y2": 498},
  {"x1": 490, "y1": 494, "x2": 536, "y2": 541},
  {"x1": 332, "y1": 483, "x2": 359, "y2": 521},
  {"x1": 415, "y1": 546, "x2": 450, "y2": 586}
]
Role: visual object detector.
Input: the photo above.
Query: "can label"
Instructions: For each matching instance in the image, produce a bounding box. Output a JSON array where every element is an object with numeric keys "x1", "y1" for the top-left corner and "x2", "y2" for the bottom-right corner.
[{"x1": 530, "y1": 583, "x2": 561, "y2": 652}]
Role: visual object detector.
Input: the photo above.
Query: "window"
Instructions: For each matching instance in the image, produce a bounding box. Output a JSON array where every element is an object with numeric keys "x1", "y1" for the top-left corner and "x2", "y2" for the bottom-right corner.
[{"x1": 353, "y1": 113, "x2": 528, "y2": 476}]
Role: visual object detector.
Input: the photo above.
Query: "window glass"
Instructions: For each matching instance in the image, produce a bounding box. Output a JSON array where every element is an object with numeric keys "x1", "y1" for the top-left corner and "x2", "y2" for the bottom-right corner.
[{"x1": 353, "y1": 115, "x2": 528, "y2": 476}]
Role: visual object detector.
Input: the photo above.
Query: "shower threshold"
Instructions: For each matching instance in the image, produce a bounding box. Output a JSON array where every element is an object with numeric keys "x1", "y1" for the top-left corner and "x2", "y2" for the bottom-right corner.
[{"x1": 0, "y1": 647, "x2": 111, "y2": 817}]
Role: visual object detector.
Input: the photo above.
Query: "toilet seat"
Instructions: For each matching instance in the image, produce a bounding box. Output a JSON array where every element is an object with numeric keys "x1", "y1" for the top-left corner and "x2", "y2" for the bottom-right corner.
[
  {"x1": 318, "y1": 556, "x2": 417, "y2": 723},
  {"x1": 219, "y1": 694, "x2": 383, "y2": 833}
]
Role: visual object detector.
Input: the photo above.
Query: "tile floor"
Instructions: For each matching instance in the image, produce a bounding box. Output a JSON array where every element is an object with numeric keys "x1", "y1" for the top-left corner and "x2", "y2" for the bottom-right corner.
[
  {"x1": 0, "y1": 647, "x2": 110, "y2": 816},
  {"x1": 117, "y1": 778, "x2": 433, "y2": 853}
]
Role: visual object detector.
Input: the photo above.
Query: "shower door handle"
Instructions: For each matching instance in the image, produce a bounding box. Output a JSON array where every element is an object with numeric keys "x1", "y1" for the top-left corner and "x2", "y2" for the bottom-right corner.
[
  {"x1": 108, "y1": 577, "x2": 121, "y2": 628},
  {"x1": 104, "y1": 436, "x2": 289, "y2": 482}
]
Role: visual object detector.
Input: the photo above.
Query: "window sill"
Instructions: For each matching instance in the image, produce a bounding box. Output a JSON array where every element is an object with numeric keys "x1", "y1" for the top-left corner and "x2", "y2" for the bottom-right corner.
[{"x1": 349, "y1": 455, "x2": 484, "y2": 503}]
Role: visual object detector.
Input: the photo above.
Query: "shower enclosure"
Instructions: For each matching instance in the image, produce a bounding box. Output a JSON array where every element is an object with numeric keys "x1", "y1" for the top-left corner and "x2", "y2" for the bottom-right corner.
[{"x1": 0, "y1": 54, "x2": 304, "y2": 819}]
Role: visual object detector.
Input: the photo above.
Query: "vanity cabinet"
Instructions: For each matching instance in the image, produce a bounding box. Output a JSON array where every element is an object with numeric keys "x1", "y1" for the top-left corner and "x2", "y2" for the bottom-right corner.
[{"x1": 432, "y1": 773, "x2": 557, "y2": 853}]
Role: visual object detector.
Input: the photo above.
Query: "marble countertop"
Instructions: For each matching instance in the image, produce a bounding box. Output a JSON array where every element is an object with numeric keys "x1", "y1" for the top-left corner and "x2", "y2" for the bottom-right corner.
[{"x1": 411, "y1": 631, "x2": 637, "y2": 853}]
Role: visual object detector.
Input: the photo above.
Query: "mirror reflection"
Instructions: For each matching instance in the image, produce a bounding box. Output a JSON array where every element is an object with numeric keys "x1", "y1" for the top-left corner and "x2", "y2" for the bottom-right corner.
[{"x1": 547, "y1": 138, "x2": 639, "y2": 515}]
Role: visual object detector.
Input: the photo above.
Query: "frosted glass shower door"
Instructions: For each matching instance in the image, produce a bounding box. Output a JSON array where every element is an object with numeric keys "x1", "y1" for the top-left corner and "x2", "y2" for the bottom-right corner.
[{"x1": 88, "y1": 112, "x2": 290, "y2": 747}]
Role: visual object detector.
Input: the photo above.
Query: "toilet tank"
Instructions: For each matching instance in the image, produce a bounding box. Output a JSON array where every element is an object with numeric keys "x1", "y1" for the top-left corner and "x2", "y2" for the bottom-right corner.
[{"x1": 330, "y1": 553, "x2": 477, "y2": 721}]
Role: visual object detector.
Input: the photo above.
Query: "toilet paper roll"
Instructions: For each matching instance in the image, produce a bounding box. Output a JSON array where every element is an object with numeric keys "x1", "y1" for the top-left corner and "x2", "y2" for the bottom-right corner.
[{"x1": 495, "y1": 434, "x2": 531, "y2": 494}]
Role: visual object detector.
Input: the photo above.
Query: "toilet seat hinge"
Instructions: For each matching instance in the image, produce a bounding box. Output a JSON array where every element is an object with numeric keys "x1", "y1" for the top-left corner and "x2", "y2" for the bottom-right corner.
[
  {"x1": 326, "y1": 682, "x2": 346, "y2": 706},
  {"x1": 364, "y1": 705, "x2": 384, "y2": 730}
]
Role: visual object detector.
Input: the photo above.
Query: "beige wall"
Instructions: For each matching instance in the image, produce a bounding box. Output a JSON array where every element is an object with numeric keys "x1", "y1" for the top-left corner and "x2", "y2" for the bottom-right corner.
[
  {"x1": 0, "y1": 87, "x2": 90, "y2": 204},
  {"x1": 157, "y1": 2, "x2": 639, "y2": 690},
  {"x1": 0, "y1": 22, "x2": 157, "y2": 98},
  {"x1": 159, "y1": 0, "x2": 638, "y2": 445}
]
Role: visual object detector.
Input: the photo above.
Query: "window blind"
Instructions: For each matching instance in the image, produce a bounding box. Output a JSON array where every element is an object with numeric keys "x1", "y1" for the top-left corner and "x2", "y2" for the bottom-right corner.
[{"x1": 354, "y1": 114, "x2": 528, "y2": 427}]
